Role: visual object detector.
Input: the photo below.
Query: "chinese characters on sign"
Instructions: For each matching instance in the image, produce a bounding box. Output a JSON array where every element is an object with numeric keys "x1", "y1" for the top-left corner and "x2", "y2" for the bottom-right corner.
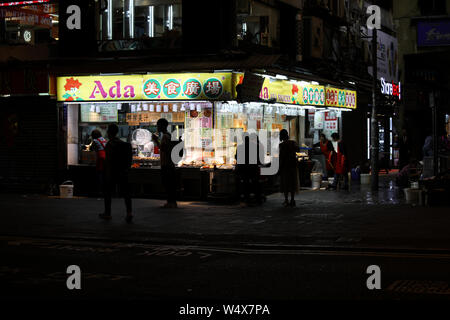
[
  {"x1": 143, "y1": 79, "x2": 161, "y2": 98},
  {"x1": 183, "y1": 79, "x2": 202, "y2": 98},
  {"x1": 325, "y1": 87, "x2": 357, "y2": 109},
  {"x1": 203, "y1": 78, "x2": 223, "y2": 99},
  {"x1": 163, "y1": 79, "x2": 181, "y2": 98}
]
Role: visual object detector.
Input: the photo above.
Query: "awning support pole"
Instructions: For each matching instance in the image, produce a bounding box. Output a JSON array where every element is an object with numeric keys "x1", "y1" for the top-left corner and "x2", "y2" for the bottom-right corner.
[{"x1": 371, "y1": 29, "x2": 379, "y2": 191}]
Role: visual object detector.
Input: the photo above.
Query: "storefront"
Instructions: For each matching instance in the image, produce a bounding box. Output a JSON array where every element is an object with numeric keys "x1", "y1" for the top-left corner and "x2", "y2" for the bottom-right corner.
[
  {"x1": 366, "y1": 78, "x2": 401, "y2": 171},
  {"x1": 57, "y1": 71, "x2": 357, "y2": 198}
]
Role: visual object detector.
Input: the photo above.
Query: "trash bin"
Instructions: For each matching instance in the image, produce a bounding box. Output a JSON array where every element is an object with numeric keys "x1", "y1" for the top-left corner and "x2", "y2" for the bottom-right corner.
[
  {"x1": 361, "y1": 174, "x2": 371, "y2": 185},
  {"x1": 311, "y1": 173, "x2": 322, "y2": 190},
  {"x1": 59, "y1": 181, "x2": 74, "y2": 198}
]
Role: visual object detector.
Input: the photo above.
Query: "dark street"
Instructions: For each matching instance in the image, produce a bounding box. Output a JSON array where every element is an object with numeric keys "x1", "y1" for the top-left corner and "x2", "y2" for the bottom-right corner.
[
  {"x1": 1, "y1": 175, "x2": 450, "y2": 304},
  {"x1": 2, "y1": 235, "x2": 450, "y2": 301}
]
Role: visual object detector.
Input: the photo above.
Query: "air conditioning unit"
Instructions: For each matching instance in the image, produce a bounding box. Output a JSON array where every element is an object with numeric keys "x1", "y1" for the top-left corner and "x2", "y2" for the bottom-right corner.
[{"x1": 303, "y1": 16, "x2": 324, "y2": 59}]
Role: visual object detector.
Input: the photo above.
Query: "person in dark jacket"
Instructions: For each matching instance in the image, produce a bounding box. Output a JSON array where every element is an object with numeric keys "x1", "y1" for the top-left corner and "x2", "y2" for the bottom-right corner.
[
  {"x1": 152, "y1": 118, "x2": 178, "y2": 208},
  {"x1": 279, "y1": 129, "x2": 300, "y2": 207},
  {"x1": 99, "y1": 124, "x2": 133, "y2": 222},
  {"x1": 398, "y1": 128, "x2": 411, "y2": 170},
  {"x1": 235, "y1": 132, "x2": 265, "y2": 205}
]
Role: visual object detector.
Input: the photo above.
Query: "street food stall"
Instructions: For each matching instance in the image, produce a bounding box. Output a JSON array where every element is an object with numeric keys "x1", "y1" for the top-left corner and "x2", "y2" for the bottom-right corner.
[{"x1": 57, "y1": 72, "x2": 357, "y2": 198}]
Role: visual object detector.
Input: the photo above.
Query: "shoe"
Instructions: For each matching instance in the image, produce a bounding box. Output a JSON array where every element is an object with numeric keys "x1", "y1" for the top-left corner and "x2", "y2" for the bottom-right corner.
[
  {"x1": 125, "y1": 214, "x2": 133, "y2": 223},
  {"x1": 290, "y1": 200, "x2": 296, "y2": 207},
  {"x1": 99, "y1": 213, "x2": 112, "y2": 220}
]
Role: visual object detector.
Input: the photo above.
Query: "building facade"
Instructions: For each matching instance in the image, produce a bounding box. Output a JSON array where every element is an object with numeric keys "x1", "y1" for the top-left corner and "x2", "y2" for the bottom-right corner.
[
  {"x1": 394, "y1": 0, "x2": 450, "y2": 163},
  {"x1": 1, "y1": 0, "x2": 378, "y2": 195}
]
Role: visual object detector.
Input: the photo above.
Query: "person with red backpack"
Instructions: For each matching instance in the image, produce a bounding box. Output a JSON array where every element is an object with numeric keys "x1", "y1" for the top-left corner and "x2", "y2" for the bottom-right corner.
[
  {"x1": 327, "y1": 132, "x2": 349, "y2": 191},
  {"x1": 91, "y1": 129, "x2": 107, "y2": 195}
]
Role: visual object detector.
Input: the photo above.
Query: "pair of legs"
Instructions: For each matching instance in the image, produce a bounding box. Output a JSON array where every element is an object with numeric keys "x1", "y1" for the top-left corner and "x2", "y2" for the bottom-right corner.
[
  {"x1": 161, "y1": 166, "x2": 177, "y2": 207},
  {"x1": 242, "y1": 173, "x2": 262, "y2": 203},
  {"x1": 331, "y1": 172, "x2": 349, "y2": 189},
  {"x1": 96, "y1": 170, "x2": 104, "y2": 197},
  {"x1": 283, "y1": 191, "x2": 296, "y2": 206},
  {"x1": 102, "y1": 174, "x2": 132, "y2": 220}
]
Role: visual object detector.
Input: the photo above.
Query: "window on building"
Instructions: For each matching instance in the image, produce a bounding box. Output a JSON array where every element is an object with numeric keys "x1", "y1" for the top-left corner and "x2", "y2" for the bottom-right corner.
[
  {"x1": 100, "y1": 0, "x2": 181, "y2": 50},
  {"x1": 418, "y1": 0, "x2": 446, "y2": 16},
  {"x1": 237, "y1": 0, "x2": 280, "y2": 48},
  {"x1": 0, "y1": 1, "x2": 58, "y2": 45}
]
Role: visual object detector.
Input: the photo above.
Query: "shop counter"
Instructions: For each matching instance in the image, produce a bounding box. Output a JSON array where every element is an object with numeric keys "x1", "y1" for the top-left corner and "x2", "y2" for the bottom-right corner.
[
  {"x1": 67, "y1": 165, "x2": 210, "y2": 200},
  {"x1": 298, "y1": 160, "x2": 314, "y2": 188}
]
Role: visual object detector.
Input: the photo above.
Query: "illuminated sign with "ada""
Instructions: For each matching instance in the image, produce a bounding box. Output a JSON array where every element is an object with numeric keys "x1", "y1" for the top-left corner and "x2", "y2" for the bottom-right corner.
[{"x1": 380, "y1": 77, "x2": 401, "y2": 100}]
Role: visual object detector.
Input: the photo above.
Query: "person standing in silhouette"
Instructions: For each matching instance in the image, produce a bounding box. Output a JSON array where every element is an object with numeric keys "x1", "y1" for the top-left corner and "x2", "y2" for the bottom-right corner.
[
  {"x1": 398, "y1": 128, "x2": 411, "y2": 170},
  {"x1": 152, "y1": 118, "x2": 178, "y2": 208},
  {"x1": 279, "y1": 129, "x2": 300, "y2": 207},
  {"x1": 235, "y1": 132, "x2": 264, "y2": 205},
  {"x1": 99, "y1": 124, "x2": 133, "y2": 222}
]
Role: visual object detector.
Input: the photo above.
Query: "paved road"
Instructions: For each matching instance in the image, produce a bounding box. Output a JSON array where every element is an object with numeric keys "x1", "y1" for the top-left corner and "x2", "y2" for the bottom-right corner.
[
  {"x1": 2, "y1": 235, "x2": 450, "y2": 303},
  {"x1": 0, "y1": 189, "x2": 449, "y2": 250}
]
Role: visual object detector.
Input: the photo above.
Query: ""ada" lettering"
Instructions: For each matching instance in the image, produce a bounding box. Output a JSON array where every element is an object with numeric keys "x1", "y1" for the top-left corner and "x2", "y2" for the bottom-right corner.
[{"x1": 89, "y1": 80, "x2": 136, "y2": 99}]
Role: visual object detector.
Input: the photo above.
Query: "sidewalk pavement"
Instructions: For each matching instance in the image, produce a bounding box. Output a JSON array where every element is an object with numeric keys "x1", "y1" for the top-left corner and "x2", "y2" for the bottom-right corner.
[{"x1": 1, "y1": 174, "x2": 449, "y2": 251}]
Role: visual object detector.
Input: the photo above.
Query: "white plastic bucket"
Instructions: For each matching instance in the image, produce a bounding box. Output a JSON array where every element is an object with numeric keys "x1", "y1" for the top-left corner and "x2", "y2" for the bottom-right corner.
[
  {"x1": 311, "y1": 173, "x2": 322, "y2": 190},
  {"x1": 411, "y1": 181, "x2": 419, "y2": 189},
  {"x1": 404, "y1": 188, "x2": 420, "y2": 204},
  {"x1": 59, "y1": 181, "x2": 74, "y2": 198},
  {"x1": 360, "y1": 174, "x2": 371, "y2": 185}
]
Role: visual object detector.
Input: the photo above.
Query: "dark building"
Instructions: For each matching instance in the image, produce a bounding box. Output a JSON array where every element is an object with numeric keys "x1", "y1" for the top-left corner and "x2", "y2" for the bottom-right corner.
[{"x1": 395, "y1": 0, "x2": 450, "y2": 171}]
